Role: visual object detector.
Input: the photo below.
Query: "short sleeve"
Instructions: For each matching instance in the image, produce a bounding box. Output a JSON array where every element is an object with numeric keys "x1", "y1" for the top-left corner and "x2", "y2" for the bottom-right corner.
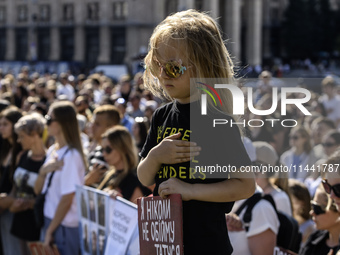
[
  {"x1": 139, "y1": 110, "x2": 159, "y2": 159},
  {"x1": 246, "y1": 200, "x2": 280, "y2": 237},
  {"x1": 60, "y1": 149, "x2": 85, "y2": 195}
]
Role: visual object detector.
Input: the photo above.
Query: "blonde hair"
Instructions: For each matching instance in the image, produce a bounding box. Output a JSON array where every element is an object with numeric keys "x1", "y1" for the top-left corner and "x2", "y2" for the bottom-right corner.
[
  {"x1": 98, "y1": 126, "x2": 138, "y2": 190},
  {"x1": 143, "y1": 9, "x2": 235, "y2": 116}
]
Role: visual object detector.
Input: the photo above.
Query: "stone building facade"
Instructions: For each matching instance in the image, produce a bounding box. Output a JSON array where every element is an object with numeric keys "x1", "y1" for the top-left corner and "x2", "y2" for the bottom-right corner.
[{"x1": 0, "y1": 0, "x2": 338, "y2": 70}]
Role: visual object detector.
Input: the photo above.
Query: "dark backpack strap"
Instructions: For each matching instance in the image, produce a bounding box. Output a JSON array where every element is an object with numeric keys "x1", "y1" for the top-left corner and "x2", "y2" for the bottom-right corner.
[
  {"x1": 235, "y1": 193, "x2": 263, "y2": 232},
  {"x1": 262, "y1": 194, "x2": 278, "y2": 212},
  {"x1": 43, "y1": 147, "x2": 70, "y2": 195}
]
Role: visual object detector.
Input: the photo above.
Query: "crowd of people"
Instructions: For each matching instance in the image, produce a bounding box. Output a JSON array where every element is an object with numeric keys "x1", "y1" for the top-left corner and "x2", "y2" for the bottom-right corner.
[{"x1": 0, "y1": 8, "x2": 340, "y2": 255}]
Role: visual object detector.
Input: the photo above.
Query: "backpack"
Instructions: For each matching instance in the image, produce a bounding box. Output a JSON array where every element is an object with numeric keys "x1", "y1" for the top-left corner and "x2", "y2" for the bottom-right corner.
[{"x1": 235, "y1": 193, "x2": 301, "y2": 254}]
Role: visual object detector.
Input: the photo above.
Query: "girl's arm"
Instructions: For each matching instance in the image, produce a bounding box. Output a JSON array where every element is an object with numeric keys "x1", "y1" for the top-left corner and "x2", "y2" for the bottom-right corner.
[
  {"x1": 248, "y1": 229, "x2": 276, "y2": 255},
  {"x1": 43, "y1": 193, "x2": 74, "y2": 247},
  {"x1": 34, "y1": 159, "x2": 64, "y2": 195},
  {"x1": 158, "y1": 174, "x2": 255, "y2": 202},
  {"x1": 137, "y1": 133, "x2": 201, "y2": 186}
]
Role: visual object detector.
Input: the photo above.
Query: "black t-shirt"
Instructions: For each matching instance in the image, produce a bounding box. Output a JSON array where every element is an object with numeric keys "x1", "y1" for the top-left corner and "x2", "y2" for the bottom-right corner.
[
  {"x1": 0, "y1": 164, "x2": 12, "y2": 193},
  {"x1": 140, "y1": 100, "x2": 251, "y2": 255},
  {"x1": 299, "y1": 230, "x2": 340, "y2": 255},
  {"x1": 100, "y1": 170, "x2": 151, "y2": 201},
  {"x1": 10, "y1": 151, "x2": 45, "y2": 241}
]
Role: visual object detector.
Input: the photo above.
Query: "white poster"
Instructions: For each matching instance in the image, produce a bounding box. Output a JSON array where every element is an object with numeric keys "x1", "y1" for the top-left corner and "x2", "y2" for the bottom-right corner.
[{"x1": 104, "y1": 197, "x2": 139, "y2": 255}]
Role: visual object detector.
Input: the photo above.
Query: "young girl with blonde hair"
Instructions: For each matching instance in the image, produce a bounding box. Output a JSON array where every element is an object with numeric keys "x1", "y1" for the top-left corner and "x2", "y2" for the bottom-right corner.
[{"x1": 138, "y1": 9, "x2": 255, "y2": 254}]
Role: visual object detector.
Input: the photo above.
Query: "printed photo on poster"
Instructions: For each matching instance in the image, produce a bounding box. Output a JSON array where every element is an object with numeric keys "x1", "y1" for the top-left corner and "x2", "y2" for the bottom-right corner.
[
  {"x1": 88, "y1": 189, "x2": 97, "y2": 222},
  {"x1": 97, "y1": 194, "x2": 106, "y2": 227}
]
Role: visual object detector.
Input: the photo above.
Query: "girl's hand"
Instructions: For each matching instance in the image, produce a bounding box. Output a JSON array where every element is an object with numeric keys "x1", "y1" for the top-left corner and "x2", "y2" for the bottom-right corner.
[
  {"x1": 43, "y1": 230, "x2": 54, "y2": 253},
  {"x1": 39, "y1": 158, "x2": 64, "y2": 177},
  {"x1": 9, "y1": 198, "x2": 31, "y2": 213},
  {"x1": 151, "y1": 133, "x2": 201, "y2": 165},
  {"x1": 85, "y1": 164, "x2": 107, "y2": 186},
  {"x1": 158, "y1": 178, "x2": 192, "y2": 201},
  {"x1": 226, "y1": 213, "x2": 243, "y2": 232},
  {"x1": 105, "y1": 189, "x2": 123, "y2": 199}
]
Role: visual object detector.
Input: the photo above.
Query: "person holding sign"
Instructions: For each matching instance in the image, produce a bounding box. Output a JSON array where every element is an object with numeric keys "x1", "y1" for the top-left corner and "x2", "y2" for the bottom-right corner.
[
  {"x1": 138, "y1": 9, "x2": 255, "y2": 255},
  {"x1": 34, "y1": 101, "x2": 87, "y2": 255}
]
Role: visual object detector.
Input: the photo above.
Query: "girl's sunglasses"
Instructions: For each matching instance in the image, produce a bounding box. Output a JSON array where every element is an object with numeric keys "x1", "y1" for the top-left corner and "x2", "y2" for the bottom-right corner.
[
  {"x1": 102, "y1": 146, "x2": 113, "y2": 154},
  {"x1": 45, "y1": 115, "x2": 57, "y2": 126},
  {"x1": 155, "y1": 59, "x2": 187, "y2": 79},
  {"x1": 310, "y1": 200, "x2": 326, "y2": 215},
  {"x1": 322, "y1": 179, "x2": 340, "y2": 197},
  {"x1": 322, "y1": 142, "x2": 337, "y2": 148}
]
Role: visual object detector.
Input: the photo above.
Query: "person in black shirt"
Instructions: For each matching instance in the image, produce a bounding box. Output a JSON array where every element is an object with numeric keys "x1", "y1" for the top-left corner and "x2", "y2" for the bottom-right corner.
[
  {"x1": 10, "y1": 113, "x2": 47, "y2": 254},
  {"x1": 0, "y1": 107, "x2": 23, "y2": 255},
  {"x1": 300, "y1": 185, "x2": 340, "y2": 255},
  {"x1": 98, "y1": 126, "x2": 151, "y2": 203},
  {"x1": 138, "y1": 9, "x2": 255, "y2": 255}
]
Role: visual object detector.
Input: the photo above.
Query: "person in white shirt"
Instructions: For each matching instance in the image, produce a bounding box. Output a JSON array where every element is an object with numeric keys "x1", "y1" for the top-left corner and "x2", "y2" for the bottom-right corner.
[
  {"x1": 227, "y1": 186, "x2": 280, "y2": 255},
  {"x1": 319, "y1": 76, "x2": 340, "y2": 128},
  {"x1": 253, "y1": 141, "x2": 292, "y2": 216},
  {"x1": 56, "y1": 73, "x2": 75, "y2": 101},
  {"x1": 34, "y1": 101, "x2": 87, "y2": 255}
]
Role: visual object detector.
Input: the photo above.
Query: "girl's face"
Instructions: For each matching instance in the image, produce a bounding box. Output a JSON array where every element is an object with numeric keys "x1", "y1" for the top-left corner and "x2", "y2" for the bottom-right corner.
[
  {"x1": 289, "y1": 131, "x2": 305, "y2": 149},
  {"x1": 311, "y1": 189, "x2": 339, "y2": 230},
  {"x1": 101, "y1": 138, "x2": 123, "y2": 169},
  {"x1": 322, "y1": 136, "x2": 339, "y2": 157},
  {"x1": 132, "y1": 123, "x2": 139, "y2": 140},
  {"x1": 16, "y1": 130, "x2": 35, "y2": 150},
  {"x1": 46, "y1": 112, "x2": 61, "y2": 137},
  {"x1": 326, "y1": 171, "x2": 340, "y2": 210},
  {"x1": 155, "y1": 42, "x2": 192, "y2": 104},
  {"x1": 0, "y1": 117, "x2": 13, "y2": 140}
]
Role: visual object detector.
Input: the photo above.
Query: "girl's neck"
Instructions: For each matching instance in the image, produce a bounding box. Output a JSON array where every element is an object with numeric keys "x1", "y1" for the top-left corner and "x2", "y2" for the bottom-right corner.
[
  {"x1": 114, "y1": 161, "x2": 125, "y2": 172},
  {"x1": 294, "y1": 147, "x2": 304, "y2": 155},
  {"x1": 30, "y1": 141, "x2": 46, "y2": 158},
  {"x1": 55, "y1": 134, "x2": 67, "y2": 149},
  {"x1": 327, "y1": 225, "x2": 340, "y2": 247},
  {"x1": 261, "y1": 181, "x2": 274, "y2": 194}
]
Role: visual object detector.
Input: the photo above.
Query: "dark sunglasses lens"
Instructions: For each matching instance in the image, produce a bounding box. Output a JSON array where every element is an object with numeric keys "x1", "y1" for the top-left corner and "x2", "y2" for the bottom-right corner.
[
  {"x1": 323, "y1": 143, "x2": 336, "y2": 147},
  {"x1": 311, "y1": 203, "x2": 325, "y2": 215},
  {"x1": 322, "y1": 181, "x2": 331, "y2": 194},
  {"x1": 104, "y1": 146, "x2": 112, "y2": 154},
  {"x1": 333, "y1": 184, "x2": 340, "y2": 197},
  {"x1": 165, "y1": 63, "x2": 180, "y2": 78}
]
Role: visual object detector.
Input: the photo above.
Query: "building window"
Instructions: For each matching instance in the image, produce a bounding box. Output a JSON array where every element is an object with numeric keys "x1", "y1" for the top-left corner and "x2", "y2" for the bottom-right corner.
[
  {"x1": 0, "y1": 29, "x2": 5, "y2": 60},
  {"x1": 270, "y1": 7, "x2": 280, "y2": 24},
  {"x1": 87, "y1": 3, "x2": 99, "y2": 21},
  {"x1": 39, "y1": 5, "x2": 50, "y2": 22},
  {"x1": 195, "y1": 0, "x2": 203, "y2": 11},
  {"x1": 17, "y1": 5, "x2": 28, "y2": 22},
  {"x1": 111, "y1": 27, "x2": 125, "y2": 64},
  {"x1": 113, "y1": 2, "x2": 128, "y2": 20},
  {"x1": 0, "y1": 6, "x2": 5, "y2": 23},
  {"x1": 85, "y1": 27, "x2": 99, "y2": 67},
  {"x1": 165, "y1": 0, "x2": 178, "y2": 15},
  {"x1": 15, "y1": 28, "x2": 28, "y2": 60},
  {"x1": 37, "y1": 28, "x2": 50, "y2": 61},
  {"x1": 63, "y1": 4, "x2": 74, "y2": 21},
  {"x1": 60, "y1": 28, "x2": 74, "y2": 61}
]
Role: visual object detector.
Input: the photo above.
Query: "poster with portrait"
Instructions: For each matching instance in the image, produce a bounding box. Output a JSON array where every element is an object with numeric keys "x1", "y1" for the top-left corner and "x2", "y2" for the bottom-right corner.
[{"x1": 76, "y1": 186, "x2": 110, "y2": 255}]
